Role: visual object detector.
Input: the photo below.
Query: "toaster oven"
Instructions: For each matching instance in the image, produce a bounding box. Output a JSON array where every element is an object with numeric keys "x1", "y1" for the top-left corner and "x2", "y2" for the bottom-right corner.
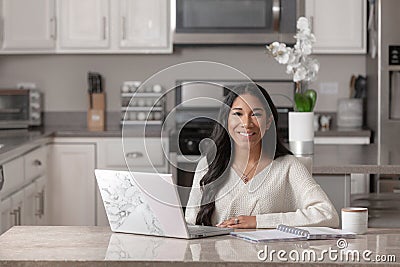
[{"x1": 0, "y1": 89, "x2": 42, "y2": 128}]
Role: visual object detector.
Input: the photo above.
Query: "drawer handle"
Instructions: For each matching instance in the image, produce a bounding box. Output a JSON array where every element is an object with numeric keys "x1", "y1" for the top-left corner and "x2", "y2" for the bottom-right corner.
[
  {"x1": 35, "y1": 191, "x2": 45, "y2": 218},
  {"x1": 33, "y1": 160, "x2": 42, "y2": 166},
  {"x1": 10, "y1": 207, "x2": 21, "y2": 226},
  {"x1": 125, "y1": 152, "x2": 143, "y2": 159}
]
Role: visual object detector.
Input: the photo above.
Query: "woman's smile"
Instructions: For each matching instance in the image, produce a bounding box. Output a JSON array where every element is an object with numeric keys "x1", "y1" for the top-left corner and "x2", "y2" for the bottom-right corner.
[{"x1": 238, "y1": 131, "x2": 256, "y2": 137}]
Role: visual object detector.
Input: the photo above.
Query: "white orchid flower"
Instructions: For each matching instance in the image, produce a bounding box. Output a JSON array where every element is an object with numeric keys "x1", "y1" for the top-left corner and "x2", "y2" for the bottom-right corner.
[
  {"x1": 266, "y1": 16, "x2": 319, "y2": 89},
  {"x1": 268, "y1": 42, "x2": 292, "y2": 64},
  {"x1": 293, "y1": 66, "x2": 307, "y2": 82},
  {"x1": 296, "y1": 17, "x2": 310, "y2": 31}
]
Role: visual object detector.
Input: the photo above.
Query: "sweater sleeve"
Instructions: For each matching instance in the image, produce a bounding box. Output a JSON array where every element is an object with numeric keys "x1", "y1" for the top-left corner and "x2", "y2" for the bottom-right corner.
[
  {"x1": 256, "y1": 156, "x2": 340, "y2": 228},
  {"x1": 184, "y1": 157, "x2": 209, "y2": 225}
]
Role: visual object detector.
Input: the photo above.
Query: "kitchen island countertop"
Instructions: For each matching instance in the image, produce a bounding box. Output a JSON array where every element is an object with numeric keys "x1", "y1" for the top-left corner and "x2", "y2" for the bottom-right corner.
[{"x1": 0, "y1": 226, "x2": 398, "y2": 266}]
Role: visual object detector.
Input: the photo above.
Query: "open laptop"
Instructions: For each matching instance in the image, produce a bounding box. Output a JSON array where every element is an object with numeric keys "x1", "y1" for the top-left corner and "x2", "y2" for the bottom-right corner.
[{"x1": 95, "y1": 169, "x2": 232, "y2": 239}]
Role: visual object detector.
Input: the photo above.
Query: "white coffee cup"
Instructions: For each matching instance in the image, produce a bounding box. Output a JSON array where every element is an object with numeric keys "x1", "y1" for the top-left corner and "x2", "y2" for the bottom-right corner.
[{"x1": 341, "y1": 207, "x2": 368, "y2": 234}]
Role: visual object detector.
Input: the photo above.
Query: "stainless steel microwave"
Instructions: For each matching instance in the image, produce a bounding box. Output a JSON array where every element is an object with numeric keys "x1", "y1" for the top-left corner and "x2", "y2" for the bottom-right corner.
[
  {"x1": 0, "y1": 89, "x2": 42, "y2": 129},
  {"x1": 173, "y1": 0, "x2": 304, "y2": 45}
]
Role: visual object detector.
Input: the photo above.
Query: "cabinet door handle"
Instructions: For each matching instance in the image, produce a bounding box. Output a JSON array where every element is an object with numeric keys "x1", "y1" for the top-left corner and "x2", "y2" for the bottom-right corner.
[
  {"x1": 16, "y1": 206, "x2": 21, "y2": 225},
  {"x1": 272, "y1": 0, "x2": 281, "y2": 32},
  {"x1": 125, "y1": 152, "x2": 143, "y2": 159},
  {"x1": 10, "y1": 210, "x2": 18, "y2": 226},
  {"x1": 10, "y1": 207, "x2": 21, "y2": 226},
  {"x1": 0, "y1": 166, "x2": 4, "y2": 191},
  {"x1": 35, "y1": 191, "x2": 44, "y2": 218},
  {"x1": 33, "y1": 159, "x2": 42, "y2": 166},
  {"x1": 103, "y1": 16, "x2": 107, "y2": 40},
  {"x1": 50, "y1": 16, "x2": 57, "y2": 40},
  {"x1": 0, "y1": 17, "x2": 4, "y2": 44},
  {"x1": 122, "y1": 16, "x2": 127, "y2": 40}
]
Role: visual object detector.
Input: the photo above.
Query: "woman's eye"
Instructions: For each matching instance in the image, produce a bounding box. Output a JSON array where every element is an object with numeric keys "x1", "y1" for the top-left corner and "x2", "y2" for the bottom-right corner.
[
  {"x1": 252, "y1": 113, "x2": 263, "y2": 117},
  {"x1": 232, "y1": 112, "x2": 242, "y2": 116}
]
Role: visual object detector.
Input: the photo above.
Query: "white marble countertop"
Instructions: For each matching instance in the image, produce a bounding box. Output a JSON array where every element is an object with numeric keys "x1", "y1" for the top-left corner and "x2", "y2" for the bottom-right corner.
[{"x1": 0, "y1": 226, "x2": 398, "y2": 266}]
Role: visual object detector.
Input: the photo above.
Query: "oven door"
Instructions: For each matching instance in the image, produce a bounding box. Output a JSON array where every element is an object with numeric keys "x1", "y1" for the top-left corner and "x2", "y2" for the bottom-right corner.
[{"x1": 170, "y1": 153, "x2": 202, "y2": 209}]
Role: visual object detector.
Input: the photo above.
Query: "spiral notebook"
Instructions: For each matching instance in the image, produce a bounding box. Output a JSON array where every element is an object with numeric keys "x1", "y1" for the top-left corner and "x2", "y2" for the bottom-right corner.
[{"x1": 230, "y1": 225, "x2": 356, "y2": 243}]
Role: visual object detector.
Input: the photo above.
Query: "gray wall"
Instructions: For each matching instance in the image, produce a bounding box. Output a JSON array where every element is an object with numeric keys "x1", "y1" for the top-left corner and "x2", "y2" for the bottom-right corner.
[{"x1": 0, "y1": 46, "x2": 366, "y2": 112}]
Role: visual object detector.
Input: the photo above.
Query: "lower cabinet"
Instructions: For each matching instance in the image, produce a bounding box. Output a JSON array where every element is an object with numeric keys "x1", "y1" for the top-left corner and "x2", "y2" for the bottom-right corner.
[
  {"x1": 0, "y1": 196, "x2": 13, "y2": 234},
  {"x1": 23, "y1": 176, "x2": 47, "y2": 226},
  {"x1": 0, "y1": 189, "x2": 24, "y2": 234},
  {"x1": 34, "y1": 176, "x2": 47, "y2": 225},
  {"x1": 23, "y1": 182, "x2": 37, "y2": 226},
  {"x1": 313, "y1": 174, "x2": 351, "y2": 218},
  {"x1": 47, "y1": 143, "x2": 96, "y2": 226},
  {"x1": 0, "y1": 146, "x2": 48, "y2": 234}
]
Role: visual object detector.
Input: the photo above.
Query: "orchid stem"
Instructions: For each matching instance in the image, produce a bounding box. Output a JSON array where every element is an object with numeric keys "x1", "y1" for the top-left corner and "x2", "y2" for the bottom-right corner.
[{"x1": 296, "y1": 82, "x2": 300, "y2": 94}]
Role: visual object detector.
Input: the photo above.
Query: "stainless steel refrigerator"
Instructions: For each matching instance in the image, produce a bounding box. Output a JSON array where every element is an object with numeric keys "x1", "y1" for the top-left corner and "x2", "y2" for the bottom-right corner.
[
  {"x1": 364, "y1": 0, "x2": 400, "y2": 227},
  {"x1": 367, "y1": 0, "x2": 400, "y2": 164}
]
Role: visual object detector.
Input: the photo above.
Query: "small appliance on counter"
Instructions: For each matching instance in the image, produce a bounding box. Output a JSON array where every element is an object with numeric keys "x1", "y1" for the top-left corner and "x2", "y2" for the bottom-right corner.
[
  {"x1": 87, "y1": 72, "x2": 105, "y2": 131},
  {"x1": 337, "y1": 75, "x2": 367, "y2": 128},
  {"x1": 0, "y1": 89, "x2": 42, "y2": 129}
]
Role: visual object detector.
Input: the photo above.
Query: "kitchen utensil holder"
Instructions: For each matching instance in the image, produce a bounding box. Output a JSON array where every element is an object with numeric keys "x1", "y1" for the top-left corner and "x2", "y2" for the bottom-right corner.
[{"x1": 88, "y1": 92, "x2": 105, "y2": 131}]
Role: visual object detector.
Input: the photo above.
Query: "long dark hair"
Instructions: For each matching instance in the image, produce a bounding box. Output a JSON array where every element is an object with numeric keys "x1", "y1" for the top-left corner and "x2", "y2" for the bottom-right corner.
[{"x1": 195, "y1": 83, "x2": 292, "y2": 226}]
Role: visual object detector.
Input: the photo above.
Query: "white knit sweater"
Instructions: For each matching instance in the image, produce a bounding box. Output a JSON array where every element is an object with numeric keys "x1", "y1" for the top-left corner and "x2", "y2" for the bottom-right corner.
[{"x1": 185, "y1": 155, "x2": 339, "y2": 228}]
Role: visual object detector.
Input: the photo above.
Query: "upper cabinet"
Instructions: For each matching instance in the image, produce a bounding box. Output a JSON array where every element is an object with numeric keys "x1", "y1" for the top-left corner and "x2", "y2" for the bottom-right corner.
[
  {"x1": 0, "y1": 0, "x2": 56, "y2": 51},
  {"x1": 305, "y1": 0, "x2": 367, "y2": 54},
  {"x1": 118, "y1": 0, "x2": 170, "y2": 52},
  {"x1": 0, "y1": 0, "x2": 171, "y2": 54},
  {"x1": 58, "y1": 0, "x2": 110, "y2": 49}
]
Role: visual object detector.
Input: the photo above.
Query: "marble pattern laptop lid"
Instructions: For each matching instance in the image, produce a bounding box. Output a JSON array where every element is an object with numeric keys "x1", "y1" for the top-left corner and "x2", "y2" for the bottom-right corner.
[{"x1": 95, "y1": 170, "x2": 165, "y2": 236}]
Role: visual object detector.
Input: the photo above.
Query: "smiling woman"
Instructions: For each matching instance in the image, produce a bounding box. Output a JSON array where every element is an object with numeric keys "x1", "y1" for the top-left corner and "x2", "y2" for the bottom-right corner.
[{"x1": 184, "y1": 83, "x2": 339, "y2": 229}]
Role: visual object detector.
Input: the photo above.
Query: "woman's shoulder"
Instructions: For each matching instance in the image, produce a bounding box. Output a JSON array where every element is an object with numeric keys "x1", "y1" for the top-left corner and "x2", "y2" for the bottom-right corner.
[
  {"x1": 273, "y1": 154, "x2": 297, "y2": 164},
  {"x1": 273, "y1": 154, "x2": 310, "y2": 170}
]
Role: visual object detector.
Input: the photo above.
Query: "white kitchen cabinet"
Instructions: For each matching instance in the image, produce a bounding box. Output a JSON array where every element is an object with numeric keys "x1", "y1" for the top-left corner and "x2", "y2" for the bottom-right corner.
[
  {"x1": 58, "y1": 0, "x2": 110, "y2": 49},
  {"x1": 0, "y1": 0, "x2": 56, "y2": 51},
  {"x1": 34, "y1": 176, "x2": 47, "y2": 225},
  {"x1": 22, "y1": 182, "x2": 36, "y2": 226},
  {"x1": 0, "y1": 189, "x2": 24, "y2": 234},
  {"x1": 0, "y1": 0, "x2": 171, "y2": 53},
  {"x1": 0, "y1": 145, "x2": 48, "y2": 233},
  {"x1": 22, "y1": 176, "x2": 47, "y2": 226},
  {"x1": 24, "y1": 146, "x2": 47, "y2": 181},
  {"x1": 47, "y1": 143, "x2": 96, "y2": 226},
  {"x1": 117, "y1": 0, "x2": 171, "y2": 53},
  {"x1": 1, "y1": 156, "x2": 24, "y2": 198},
  {"x1": 0, "y1": 195, "x2": 12, "y2": 234},
  {"x1": 305, "y1": 0, "x2": 366, "y2": 54},
  {"x1": 97, "y1": 137, "x2": 169, "y2": 172}
]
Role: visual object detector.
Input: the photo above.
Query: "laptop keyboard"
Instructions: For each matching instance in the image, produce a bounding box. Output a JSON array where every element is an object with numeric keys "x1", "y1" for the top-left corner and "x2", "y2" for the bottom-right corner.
[{"x1": 187, "y1": 225, "x2": 224, "y2": 234}]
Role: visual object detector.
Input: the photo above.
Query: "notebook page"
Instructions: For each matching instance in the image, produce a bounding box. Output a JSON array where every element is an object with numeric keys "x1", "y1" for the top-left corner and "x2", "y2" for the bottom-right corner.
[{"x1": 231, "y1": 229, "x2": 306, "y2": 242}]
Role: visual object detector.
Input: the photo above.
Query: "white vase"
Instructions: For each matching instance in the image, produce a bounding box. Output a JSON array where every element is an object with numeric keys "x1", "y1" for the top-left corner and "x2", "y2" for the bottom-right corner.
[{"x1": 288, "y1": 111, "x2": 314, "y2": 155}]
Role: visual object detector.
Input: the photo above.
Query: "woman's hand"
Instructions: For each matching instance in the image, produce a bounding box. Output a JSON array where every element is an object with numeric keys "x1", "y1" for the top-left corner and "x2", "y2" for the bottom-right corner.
[{"x1": 216, "y1": 215, "x2": 256, "y2": 229}]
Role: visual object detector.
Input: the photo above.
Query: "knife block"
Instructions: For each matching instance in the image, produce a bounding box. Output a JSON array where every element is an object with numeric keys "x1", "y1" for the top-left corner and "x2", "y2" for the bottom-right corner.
[{"x1": 87, "y1": 93, "x2": 105, "y2": 131}]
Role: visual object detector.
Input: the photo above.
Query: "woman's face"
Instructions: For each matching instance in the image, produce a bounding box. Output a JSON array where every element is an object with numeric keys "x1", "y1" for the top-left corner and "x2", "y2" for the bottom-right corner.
[{"x1": 227, "y1": 94, "x2": 272, "y2": 150}]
